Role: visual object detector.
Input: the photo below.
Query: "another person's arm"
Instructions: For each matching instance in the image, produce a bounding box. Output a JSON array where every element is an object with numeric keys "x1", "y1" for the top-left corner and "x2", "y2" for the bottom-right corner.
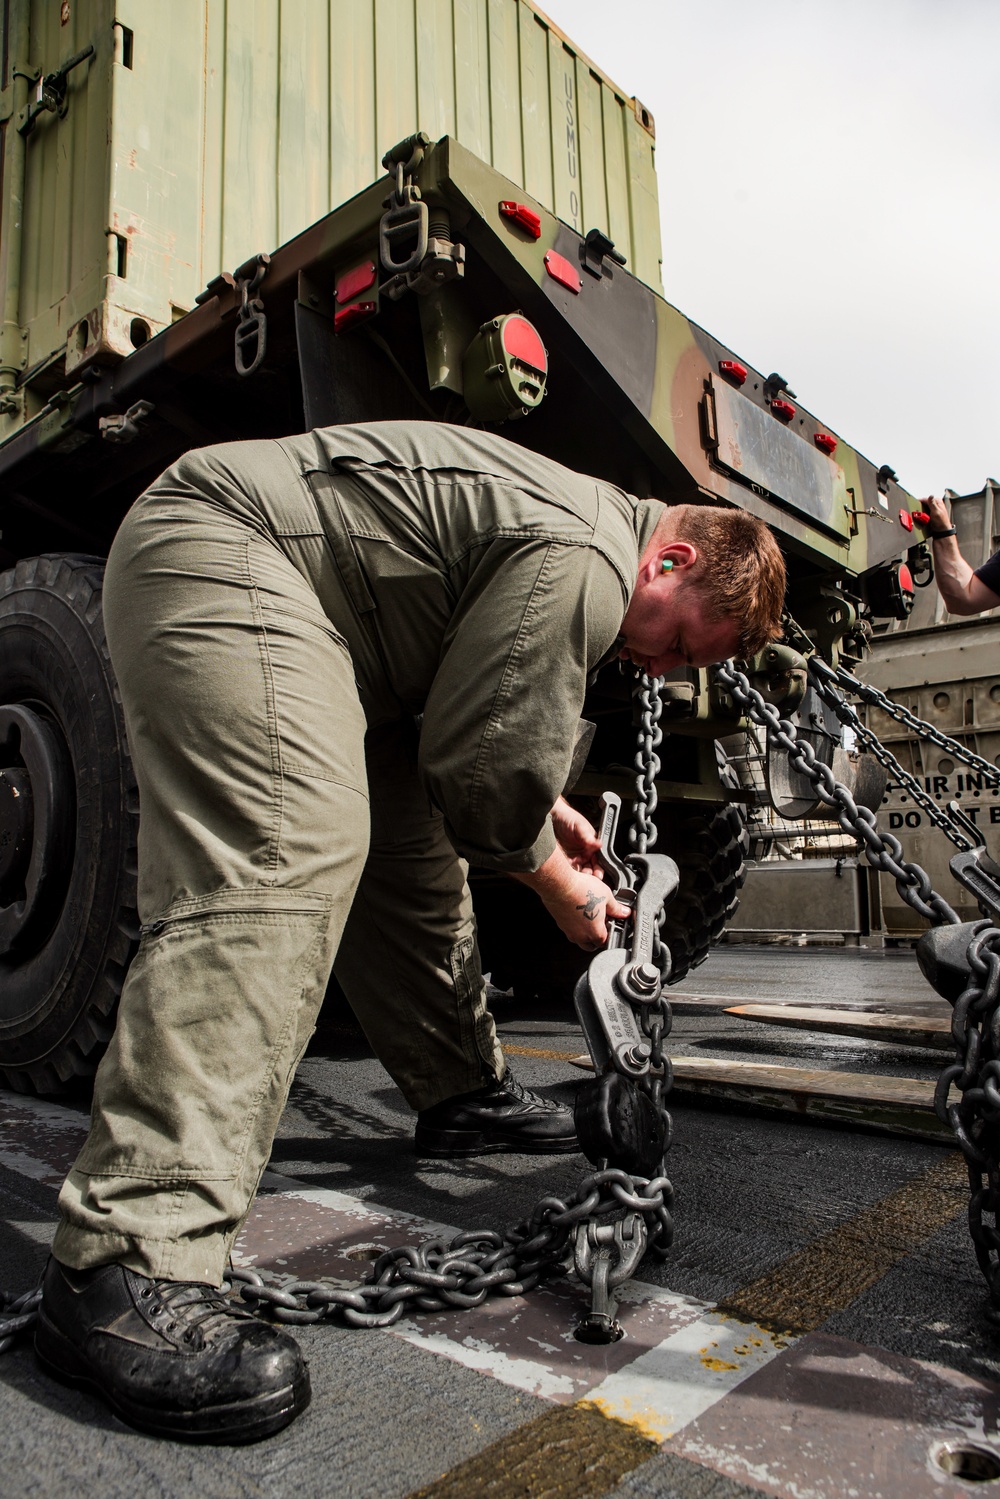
[{"x1": 923, "y1": 497, "x2": 1000, "y2": 615}]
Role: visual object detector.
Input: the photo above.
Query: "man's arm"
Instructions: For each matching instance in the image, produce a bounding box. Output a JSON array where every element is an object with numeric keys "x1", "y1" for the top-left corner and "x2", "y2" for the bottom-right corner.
[
  {"x1": 923, "y1": 496, "x2": 1000, "y2": 615},
  {"x1": 418, "y1": 538, "x2": 625, "y2": 872}
]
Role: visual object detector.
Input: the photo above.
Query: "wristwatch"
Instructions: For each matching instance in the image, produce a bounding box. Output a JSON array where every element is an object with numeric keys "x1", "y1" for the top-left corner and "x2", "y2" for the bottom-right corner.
[{"x1": 928, "y1": 527, "x2": 957, "y2": 539}]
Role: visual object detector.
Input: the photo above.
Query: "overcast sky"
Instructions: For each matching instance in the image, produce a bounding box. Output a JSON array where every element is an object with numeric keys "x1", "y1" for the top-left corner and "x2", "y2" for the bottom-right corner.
[{"x1": 539, "y1": 0, "x2": 999, "y2": 499}]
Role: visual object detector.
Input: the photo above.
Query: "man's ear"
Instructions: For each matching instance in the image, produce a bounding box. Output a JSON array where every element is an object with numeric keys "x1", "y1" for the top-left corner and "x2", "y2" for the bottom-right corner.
[{"x1": 658, "y1": 541, "x2": 698, "y2": 575}]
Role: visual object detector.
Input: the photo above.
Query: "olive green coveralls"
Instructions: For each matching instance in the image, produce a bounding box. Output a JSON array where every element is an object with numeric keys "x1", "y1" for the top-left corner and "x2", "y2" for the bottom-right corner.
[{"x1": 53, "y1": 421, "x2": 661, "y2": 1285}]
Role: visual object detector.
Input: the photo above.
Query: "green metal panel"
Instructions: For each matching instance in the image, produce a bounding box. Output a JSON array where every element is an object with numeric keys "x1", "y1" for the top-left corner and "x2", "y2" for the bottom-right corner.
[
  {"x1": 487, "y1": 0, "x2": 521, "y2": 185},
  {"x1": 518, "y1": 5, "x2": 553, "y2": 211},
  {"x1": 0, "y1": 0, "x2": 662, "y2": 444},
  {"x1": 417, "y1": 0, "x2": 457, "y2": 144},
  {"x1": 577, "y1": 63, "x2": 608, "y2": 240},
  {"x1": 602, "y1": 84, "x2": 631, "y2": 265}
]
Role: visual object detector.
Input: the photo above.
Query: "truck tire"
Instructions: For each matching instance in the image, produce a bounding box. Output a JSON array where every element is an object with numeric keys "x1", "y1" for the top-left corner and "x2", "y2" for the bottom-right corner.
[
  {"x1": 657, "y1": 796, "x2": 748, "y2": 985},
  {"x1": 0, "y1": 555, "x2": 139, "y2": 1093}
]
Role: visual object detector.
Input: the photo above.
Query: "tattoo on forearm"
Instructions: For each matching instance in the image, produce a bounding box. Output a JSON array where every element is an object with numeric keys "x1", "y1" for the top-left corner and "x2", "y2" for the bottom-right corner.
[{"x1": 576, "y1": 890, "x2": 603, "y2": 920}]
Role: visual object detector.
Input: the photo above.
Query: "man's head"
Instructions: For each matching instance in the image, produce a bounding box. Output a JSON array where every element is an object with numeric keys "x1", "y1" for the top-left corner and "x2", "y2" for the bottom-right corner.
[{"x1": 620, "y1": 503, "x2": 786, "y2": 676}]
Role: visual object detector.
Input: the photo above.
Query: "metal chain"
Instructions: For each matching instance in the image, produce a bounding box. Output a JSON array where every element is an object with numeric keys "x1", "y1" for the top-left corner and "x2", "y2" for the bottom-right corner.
[
  {"x1": 629, "y1": 673, "x2": 663, "y2": 855},
  {"x1": 224, "y1": 1170, "x2": 673, "y2": 1328},
  {"x1": 627, "y1": 673, "x2": 672, "y2": 1198},
  {"x1": 714, "y1": 659, "x2": 961, "y2": 927},
  {"x1": 933, "y1": 922, "x2": 1000, "y2": 1319},
  {"x1": 822, "y1": 659, "x2": 1000, "y2": 787},
  {"x1": 806, "y1": 659, "x2": 977, "y2": 852},
  {"x1": 724, "y1": 652, "x2": 1000, "y2": 1323},
  {"x1": 0, "y1": 1286, "x2": 42, "y2": 1354}
]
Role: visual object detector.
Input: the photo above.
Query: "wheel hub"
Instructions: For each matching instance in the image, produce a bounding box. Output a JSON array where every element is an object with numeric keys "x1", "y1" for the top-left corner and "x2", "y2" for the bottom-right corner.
[
  {"x1": 0, "y1": 705, "x2": 74, "y2": 958},
  {"x1": 0, "y1": 768, "x2": 34, "y2": 899}
]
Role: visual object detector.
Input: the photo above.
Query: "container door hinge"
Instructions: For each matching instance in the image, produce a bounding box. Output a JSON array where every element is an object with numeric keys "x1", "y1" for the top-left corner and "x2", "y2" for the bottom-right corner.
[
  {"x1": 0, "y1": 323, "x2": 28, "y2": 415},
  {"x1": 17, "y1": 46, "x2": 93, "y2": 136}
]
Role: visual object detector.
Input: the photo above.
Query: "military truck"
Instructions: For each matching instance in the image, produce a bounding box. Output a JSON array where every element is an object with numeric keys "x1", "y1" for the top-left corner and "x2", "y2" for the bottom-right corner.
[{"x1": 0, "y1": 0, "x2": 924, "y2": 1091}]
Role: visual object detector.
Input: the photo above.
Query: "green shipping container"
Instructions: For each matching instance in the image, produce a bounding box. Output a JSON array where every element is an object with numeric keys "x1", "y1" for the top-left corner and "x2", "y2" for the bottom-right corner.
[{"x1": 0, "y1": 0, "x2": 660, "y2": 439}]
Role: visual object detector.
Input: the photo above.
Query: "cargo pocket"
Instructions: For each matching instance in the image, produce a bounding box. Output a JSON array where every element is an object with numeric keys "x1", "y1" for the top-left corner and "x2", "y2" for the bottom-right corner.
[
  {"x1": 450, "y1": 932, "x2": 502, "y2": 1081},
  {"x1": 76, "y1": 890, "x2": 337, "y2": 1188}
]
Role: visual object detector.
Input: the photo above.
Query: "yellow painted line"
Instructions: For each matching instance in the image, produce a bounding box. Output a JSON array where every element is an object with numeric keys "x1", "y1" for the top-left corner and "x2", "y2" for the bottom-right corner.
[
  {"x1": 406, "y1": 1402, "x2": 658, "y2": 1499},
  {"x1": 502, "y1": 1043, "x2": 584, "y2": 1062},
  {"x1": 718, "y1": 1151, "x2": 968, "y2": 1333}
]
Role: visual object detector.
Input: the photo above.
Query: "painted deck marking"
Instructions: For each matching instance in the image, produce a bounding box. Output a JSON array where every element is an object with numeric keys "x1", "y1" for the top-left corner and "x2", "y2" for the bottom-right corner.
[
  {"x1": 407, "y1": 1402, "x2": 658, "y2": 1499},
  {"x1": 0, "y1": 1090, "x2": 975, "y2": 1462},
  {"x1": 719, "y1": 1151, "x2": 967, "y2": 1332},
  {"x1": 584, "y1": 1310, "x2": 793, "y2": 1443}
]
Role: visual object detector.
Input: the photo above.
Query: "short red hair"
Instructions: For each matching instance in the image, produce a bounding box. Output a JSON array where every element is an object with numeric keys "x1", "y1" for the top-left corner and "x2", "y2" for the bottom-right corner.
[{"x1": 655, "y1": 504, "x2": 786, "y2": 659}]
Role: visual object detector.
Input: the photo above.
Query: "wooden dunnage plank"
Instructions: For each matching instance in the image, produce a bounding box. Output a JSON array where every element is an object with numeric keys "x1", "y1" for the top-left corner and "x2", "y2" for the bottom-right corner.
[
  {"x1": 725, "y1": 1004, "x2": 954, "y2": 1052},
  {"x1": 669, "y1": 1058, "x2": 953, "y2": 1144}
]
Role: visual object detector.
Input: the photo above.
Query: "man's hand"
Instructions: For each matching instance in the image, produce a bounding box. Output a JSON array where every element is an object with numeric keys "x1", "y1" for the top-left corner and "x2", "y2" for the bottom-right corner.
[
  {"x1": 512, "y1": 844, "x2": 631, "y2": 949},
  {"x1": 550, "y1": 795, "x2": 603, "y2": 877},
  {"x1": 922, "y1": 495, "x2": 953, "y2": 533}
]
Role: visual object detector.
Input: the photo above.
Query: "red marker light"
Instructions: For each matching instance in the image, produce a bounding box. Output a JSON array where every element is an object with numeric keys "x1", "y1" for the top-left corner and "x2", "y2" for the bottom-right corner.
[
  {"x1": 899, "y1": 564, "x2": 914, "y2": 593},
  {"x1": 543, "y1": 250, "x2": 581, "y2": 293},
  {"x1": 913, "y1": 510, "x2": 930, "y2": 525},
  {"x1": 501, "y1": 315, "x2": 547, "y2": 375},
  {"x1": 719, "y1": 360, "x2": 747, "y2": 386},
  {"x1": 814, "y1": 432, "x2": 837, "y2": 456},
  {"x1": 898, "y1": 509, "x2": 914, "y2": 532},
  {"x1": 334, "y1": 301, "x2": 376, "y2": 333},
  {"x1": 499, "y1": 201, "x2": 542, "y2": 239},
  {"x1": 771, "y1": 398, "x2": 795, "y2": 422},
  {"x1": 335, "y1": 261, "x2": 377, "y2": 304}
]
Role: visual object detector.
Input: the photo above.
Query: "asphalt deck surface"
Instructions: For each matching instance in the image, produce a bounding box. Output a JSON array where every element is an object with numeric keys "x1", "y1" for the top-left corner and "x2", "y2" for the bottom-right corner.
[{"x1": 3, "y1": 942, "x2": 1000, "y2": 1499}]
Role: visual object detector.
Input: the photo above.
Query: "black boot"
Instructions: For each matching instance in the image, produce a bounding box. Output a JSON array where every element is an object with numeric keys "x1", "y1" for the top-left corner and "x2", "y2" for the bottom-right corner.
[
  {"x1": 35, "y1": 1257, "x2": 310, "y2": 1444},
  {"x1": 415, "y1": 1067, "x2": 578, "y2": 1156}
]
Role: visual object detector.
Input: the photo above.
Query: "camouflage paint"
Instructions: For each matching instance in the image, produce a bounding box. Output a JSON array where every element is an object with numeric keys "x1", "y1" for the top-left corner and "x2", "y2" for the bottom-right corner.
[{"x1": 434, "y1": 139, "x2": 915, "y2": 583}]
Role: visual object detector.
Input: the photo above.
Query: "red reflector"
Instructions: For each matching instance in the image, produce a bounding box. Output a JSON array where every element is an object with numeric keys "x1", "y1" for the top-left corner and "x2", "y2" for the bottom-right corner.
[
  {"x1": 543, "y1": 250, "x2": 581, "y2": 294},
  {"x1": 501, "y1": 315, "x2": 547, "y2": 375},
  {"x1": 334, "y1": 301, "x2": 376, "y2": 333},
  {"x1": 771, "y1": 398, "x2": 795, "y2": 422},
  {"x1": 898, "y1": 509, "x2": 914, "y2": 532},
  {"x1": 913, "y1": 509, "x2": 930, "y2": 525},
  {"x1": 335, "y1": 262, "x2": 377, "y2": 305},
  {"x1": 718, "y1": 360, "x2": 747, "y2": 386},
  {"x1": 499, "y1": 201, "x2": 542, "y2": 239},
  {"x1": 814, "y1": 432, "x2": 837, "y2": 456},
  {"x1": 899, "y1": 564, "x2": 914, "y2": 593}
]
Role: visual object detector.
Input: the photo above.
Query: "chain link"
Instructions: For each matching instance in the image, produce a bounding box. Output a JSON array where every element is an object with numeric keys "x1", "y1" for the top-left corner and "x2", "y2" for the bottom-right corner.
[
  {"x1": 806, "y1": 658, "x2": 977, "y2": 852},
  {"x1": 933, "y1": 922, "x2": 1000, "y2": 1319},
  {"x1": 626, "y1": 673, "x2": 672, "y2": 1176},
  {"x1": 0, "y1": 1286, "x2": 42, "y2": 1354},
  {"x1": 224, "y1": 1170, "x2": 673, "y2": 1328},
  {"x1": 715, "y1": 658, "x2": 961, "y2": 927},
  {"x1": 824, "y1": 660, "x2": 1000, "y2": 787}
]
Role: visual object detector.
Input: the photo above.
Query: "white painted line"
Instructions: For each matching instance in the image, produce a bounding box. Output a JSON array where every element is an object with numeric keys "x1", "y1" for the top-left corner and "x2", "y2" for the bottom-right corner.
[
  {"x1": 257, "y1": 1170, "x2": 455, "y2": 1238},
  {"x1": 390, "y1": 1321, "x2": 583, "y2": 1401},
  {"x1": 584, "y1": 1309, "x2": 798, "y2": 1443}
]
